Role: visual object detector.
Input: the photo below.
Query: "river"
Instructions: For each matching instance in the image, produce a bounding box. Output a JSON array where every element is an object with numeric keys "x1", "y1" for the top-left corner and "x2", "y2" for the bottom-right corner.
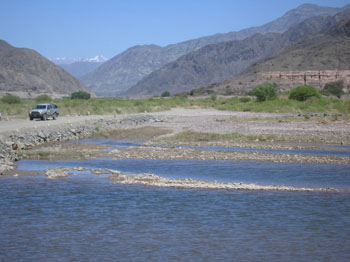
[{"x1": 1, "y1": 154, "x2": 350, "y2": 261}]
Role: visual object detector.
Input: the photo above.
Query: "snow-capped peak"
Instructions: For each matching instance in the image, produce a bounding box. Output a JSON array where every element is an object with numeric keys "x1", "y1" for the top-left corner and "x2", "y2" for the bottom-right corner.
[
  {"x1": 86, "y1": 55, "x2": 108, "y2": 62},
  {"x1": 51, "y1": 55, "x2": 108, "y2": 65}
]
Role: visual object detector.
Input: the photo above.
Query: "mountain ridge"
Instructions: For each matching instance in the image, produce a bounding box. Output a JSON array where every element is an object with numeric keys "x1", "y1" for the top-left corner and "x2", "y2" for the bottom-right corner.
[
  {"x1": 195, "y1": 13, "x2": 350, "y2": 95},
  {"x1": 0, "y1": 40, "x2": 91, "y2": 98},
  {"x1": 125, "y1": 9, "x2": 350, "y2": 97},
  {"x1": 82, "y1": 3, "x2": 347, "y2": 96}
]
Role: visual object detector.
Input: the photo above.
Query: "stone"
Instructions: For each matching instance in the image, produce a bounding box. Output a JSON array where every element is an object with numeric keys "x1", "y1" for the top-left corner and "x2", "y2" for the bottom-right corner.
[{"x1": 45, "y1": 168, "x2": 70, "y2": 179}]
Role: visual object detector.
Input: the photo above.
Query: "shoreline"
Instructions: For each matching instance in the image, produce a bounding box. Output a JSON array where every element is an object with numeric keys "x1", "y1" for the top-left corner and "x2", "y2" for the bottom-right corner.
[{"x1": 1, "y1": 108, "x2": 350, "y2": 174}]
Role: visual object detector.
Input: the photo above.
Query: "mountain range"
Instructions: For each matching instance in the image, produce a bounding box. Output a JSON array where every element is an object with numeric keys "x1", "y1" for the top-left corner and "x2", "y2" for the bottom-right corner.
[
  {"x1": 1, "y1": 3, "x2": 349, "y2": 99},
  {"x1": 0, "y1": 40, "x2": 91, "y2": 98},
  {"x1": 201, "y1": 13, "x2": 350, "y2": 95},
  {"x1": 81, "y1": 3, "x2": 348, "y2": 97},
  {"x1": 52, "y1": 56, "x2": 108, "y2": 64},
  {"x1": 126, "y1": 9, "x2": 350, "y2": 97},
  {"x1": 52, "y1": 56, "x2": 108, "y2": 78}
]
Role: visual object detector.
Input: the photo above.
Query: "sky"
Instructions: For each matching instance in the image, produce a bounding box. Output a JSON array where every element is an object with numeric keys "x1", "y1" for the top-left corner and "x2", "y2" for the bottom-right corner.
[{"x1": 1, "y1": 0, "x2": 349, "y2": 59}]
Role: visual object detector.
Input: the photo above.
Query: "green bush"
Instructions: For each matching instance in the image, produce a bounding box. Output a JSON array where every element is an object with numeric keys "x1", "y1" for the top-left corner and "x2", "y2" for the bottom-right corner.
[
  {"x1": 250, "y1": 83, "x2": 277, "y2": 102},
  {"x1": 71, "y1": 91, "x2": 91, "y2": 99},
  {"x1": 322, "y1": 81, "x2": 344, "y2": 98},
  {"x1": 161, "y1": 91, "x2": 171, "y2": 97},
  {"x1": 210, "y1": 95, "x2": 217, "y2": 101},
  {"x1": 1, "y1": 93, "x2": 21, "y2": 104},
  {"x1": 35, "y1": 94, "x2": 52, "y2": 103},
  {"x1": 289, "y1": 85, "x2": 321, "y2": 101},
  {"x1": 239, "y1": 97, "x2": 251, "y2": 103}
]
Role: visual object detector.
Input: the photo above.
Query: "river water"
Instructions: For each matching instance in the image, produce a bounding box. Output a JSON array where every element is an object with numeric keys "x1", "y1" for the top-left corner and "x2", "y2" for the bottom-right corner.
[{"x1": 1, "y1": 153, "x2": 350, "y2": 261}]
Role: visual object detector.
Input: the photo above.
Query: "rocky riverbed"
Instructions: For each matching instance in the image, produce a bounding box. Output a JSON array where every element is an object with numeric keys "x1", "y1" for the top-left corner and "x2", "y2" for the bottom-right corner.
[
  {"x1": 41, "y1": 167, "x2": 340, "y2": 193},
  {"x1": 0, "y1": 114, "x2": 166, "y2": 174},
  {"x1": 109, "y1": 146, "x2": 350, "y2": 164},
  {"x1": 1, "y1": 109, "x2": 350, "y2": 174}
]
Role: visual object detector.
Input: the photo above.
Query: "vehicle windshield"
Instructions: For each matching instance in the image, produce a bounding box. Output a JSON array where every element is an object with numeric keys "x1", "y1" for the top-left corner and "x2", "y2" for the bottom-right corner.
[{"x1": 34, "y1": 105, "x2": 47, "y2": 109}]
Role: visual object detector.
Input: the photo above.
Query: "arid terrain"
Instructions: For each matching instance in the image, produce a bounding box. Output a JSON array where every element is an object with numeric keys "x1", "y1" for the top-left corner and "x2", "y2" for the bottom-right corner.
[{"x1": 1, "y1": 108, "x2": 348, "y2": 175}]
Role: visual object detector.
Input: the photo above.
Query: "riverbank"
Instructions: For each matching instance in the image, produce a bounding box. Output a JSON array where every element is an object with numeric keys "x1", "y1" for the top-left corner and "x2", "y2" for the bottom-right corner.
[
  {"x1": 0, "y1": 114, "x2": 167, "y2": 174},
  {"x1": 1, "y1": 108, "x2": 350, "y2": 174}
]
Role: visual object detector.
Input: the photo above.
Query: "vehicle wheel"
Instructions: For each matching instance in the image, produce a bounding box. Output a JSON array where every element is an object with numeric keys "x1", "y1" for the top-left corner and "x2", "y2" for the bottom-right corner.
[
  {"x1": 53, "y1": 113, "x2": 56, "y2": 120},
  {"x1": 30, "y1": 117, "x2": 33, "y2": 121},
  {"x1": 42, "y1": 114, "x2": 47, "y2": 121}
]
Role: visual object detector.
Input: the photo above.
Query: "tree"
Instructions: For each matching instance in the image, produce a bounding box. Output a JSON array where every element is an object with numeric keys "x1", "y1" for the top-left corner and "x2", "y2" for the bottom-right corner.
[
  {"x1": 35, "y1": 94, "x2": 52, "y2": 103},
  {"x1": 289, "y1": 85, "x2": 321, "y2": 101},
  {"x1": 71, "y1": 91, "x2": 91, "y2": 99},
  {"x1": 322, "y1": 80, "x2": 344, "y2": 98},
  {"x1": 250, "y1": 83, "x2": 277, "y2": 102},
  {"x1": 161, "y1": 91, "x2": 171, "y2": 97}
]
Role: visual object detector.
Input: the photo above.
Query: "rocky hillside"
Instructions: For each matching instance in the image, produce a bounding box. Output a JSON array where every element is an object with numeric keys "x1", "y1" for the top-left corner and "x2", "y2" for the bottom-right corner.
[
  {"x1": 204, "y1": 13, "x2": 350, "y2": 95},
  {"x1": 125, "y1": 11, "x2": 349, "y2": 97},
  {"x1": 81, "y1": 45, "x2": 166, "y2": 96},
  {"x1": 82, "y1": 4, "x2": 348, "y2": 96},
  {"x1": 0, "y1": 40, "x2": 91, "y2": 98}
]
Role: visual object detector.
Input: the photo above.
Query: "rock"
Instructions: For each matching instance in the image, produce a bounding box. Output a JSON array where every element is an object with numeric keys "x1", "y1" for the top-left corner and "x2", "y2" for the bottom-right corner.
[
  {"x1": 5, "y1": 141, "x2": 14, "y2": 147},
  {"x1": 45, "y1": 168, "x2": 70, "y2": 179}
]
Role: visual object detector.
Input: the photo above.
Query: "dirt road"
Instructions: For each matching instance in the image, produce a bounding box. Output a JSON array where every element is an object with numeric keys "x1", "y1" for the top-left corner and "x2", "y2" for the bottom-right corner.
[
  {"x1": 0, "y1": 115, "x2": 117, "y2": 134},
  {"x1": 0, "y1": 109, "x2": 292, "y2": 134}
]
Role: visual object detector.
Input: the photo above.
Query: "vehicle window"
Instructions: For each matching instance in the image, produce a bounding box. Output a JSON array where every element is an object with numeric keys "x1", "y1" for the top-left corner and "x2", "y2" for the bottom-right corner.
[
  {"x1": 35, "y1": 105, "x2": 46, "y2": 109},
  {"x1": 48, "y1": 105, "x2": 52, "y2": 109}
]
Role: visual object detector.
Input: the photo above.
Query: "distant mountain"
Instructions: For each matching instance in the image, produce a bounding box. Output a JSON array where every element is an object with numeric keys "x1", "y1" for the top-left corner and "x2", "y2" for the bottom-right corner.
[
  {"x1": 52, "y1": 55, "x2": 108, "y2": 65},
  {"x1": 199, "y1": 12, "x2": 350, "y2": 95},
  {"x1": 82, "y1": 3, "x2": 348, "y2": 96},
  {"x1": 125, "y1": 10, "x2": 350, "y2": 97},
  {"x1": 59, "y1": 62, "x2": 104, "y2": 78},
  {"x1": 81, "y1": 45, "x2": 166, "y2": 96},
  {"x1": 0, "y1": 40, "x2": 91, "y2": 98},
  {"x1": 52, "y1": 56, "x2": 107, "y2": 78}
]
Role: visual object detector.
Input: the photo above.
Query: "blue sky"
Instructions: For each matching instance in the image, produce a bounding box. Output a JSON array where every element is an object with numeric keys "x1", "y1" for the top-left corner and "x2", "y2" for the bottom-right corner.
[{"x1": 1, "y1": 0, "x2": 349, "y2": 59}]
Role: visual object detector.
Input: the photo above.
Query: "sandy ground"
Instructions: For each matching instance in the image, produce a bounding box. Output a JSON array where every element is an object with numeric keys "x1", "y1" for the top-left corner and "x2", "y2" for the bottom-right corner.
[{"x1": 150, "y1": 108, "x2": 350, "y2": 145}]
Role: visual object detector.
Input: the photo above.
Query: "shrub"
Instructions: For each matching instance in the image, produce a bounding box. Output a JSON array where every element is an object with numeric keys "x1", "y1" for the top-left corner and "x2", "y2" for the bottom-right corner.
[
  {"x1": 189, "y1": 89, "x2": 201, "y2": 96},
  {"x1": 210, "y1": 95, "x2": 217, "y2": 101},
  {"x1": 251, "y1": 83, "x2": 277, "y2": 102},
  {"x1": 1, "y1": 93, "x2": 21, "y2": 104},
  {"x1": 322, "y1": 81, "x2": 344, "y2": 98},
  {"x1": 71, "y1": 91, "x2": 91, "y2": 99},
  {"x1": 289, "y1": 85, "x2": 320, "y2": 101},
  {"x1": 35, "y1": 94, "x2": 52, "y2": 103},
  {"x1": 161, "y1": 91, "x2": 171, "y2": 97},
  {"x1": 239, "y1": 97, "x2": 251, "y2": 103}
]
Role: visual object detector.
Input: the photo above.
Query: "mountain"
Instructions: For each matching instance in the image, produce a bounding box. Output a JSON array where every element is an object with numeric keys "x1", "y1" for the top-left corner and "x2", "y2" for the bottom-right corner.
[
  {"x1": 59, "y1": 61, "x2": 104, "y2": 78},
  {"x1": 125, "y1": 10, "x2": 350, "y2": 97},
  {"x1": 0, "y1": 40, "x2": 91, "y2": 98},
  {"x1": 52, "y1": 56, "x2": 107, "y2": 78},
  {"x1": 52, "y1": 55, "x2": 108, "y2": 65},
  {"x1": 81, "y1": 45, "x2": 166, "y2": 96},
  {"x1": 199, "y1": 12, "x2": 350, "y2": 95},
  {"x1": 82, "y1": 3, "x2": 348, "y2": 96}
]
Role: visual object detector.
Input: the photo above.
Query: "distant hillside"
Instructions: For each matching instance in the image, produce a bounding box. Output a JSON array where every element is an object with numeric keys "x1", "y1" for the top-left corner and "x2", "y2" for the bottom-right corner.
[
  {"x1": 60, "y1": 61, "x2": 104, "y2": 78},
  {"x1": 201, "y1": 14, "x2": 350, "y2": 95},
  {"x1": 82, "y1": 3, "x2": 348, "y2": 96},
  {"x1": 81, "y1": 45, "x2": 166, "y2": 96},
  {"x1": 125, "y1": 10, "x2": 349, "y2": 97},
  {"x1": 0, "y1": 40, "x2": 91, "y2": 98}
]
